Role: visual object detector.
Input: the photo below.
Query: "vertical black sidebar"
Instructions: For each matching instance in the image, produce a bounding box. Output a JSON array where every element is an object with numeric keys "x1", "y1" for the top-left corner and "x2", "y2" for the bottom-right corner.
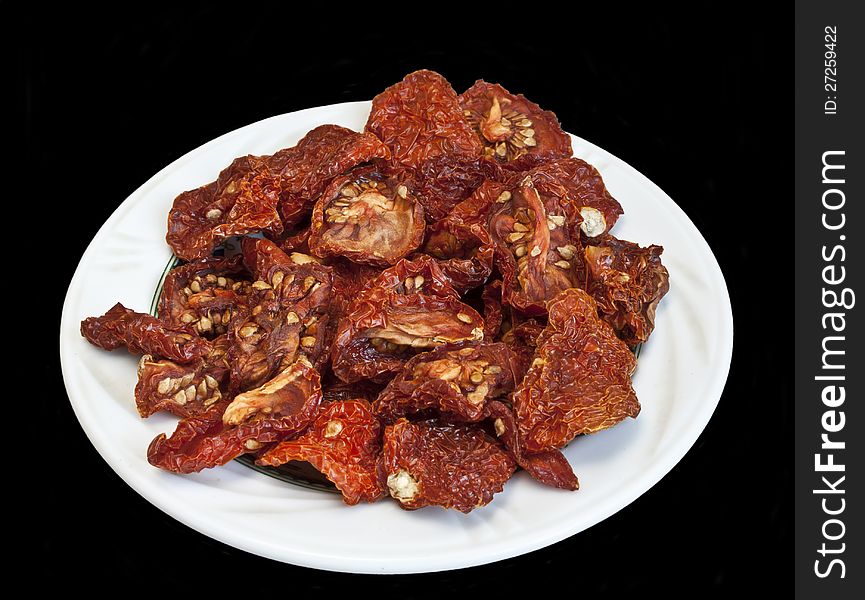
[{"x1": 795, "y1": 2, "x2": 864, "y2": 598}]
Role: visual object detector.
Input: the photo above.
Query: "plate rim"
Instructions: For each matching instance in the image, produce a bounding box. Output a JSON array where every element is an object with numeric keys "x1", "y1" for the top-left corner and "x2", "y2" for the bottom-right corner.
[{"x1": 60, "y1": 100, "x2": 733, "y2": 574}]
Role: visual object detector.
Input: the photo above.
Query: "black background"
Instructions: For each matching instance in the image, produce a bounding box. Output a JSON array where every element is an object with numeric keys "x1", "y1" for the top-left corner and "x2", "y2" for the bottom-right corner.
[{"x1": 25, "y1": 3, "x2": 792, "y2": 594}]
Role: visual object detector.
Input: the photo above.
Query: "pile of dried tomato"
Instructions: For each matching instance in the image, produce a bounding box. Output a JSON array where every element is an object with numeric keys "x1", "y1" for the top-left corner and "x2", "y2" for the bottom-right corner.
[{"x1": 81, "y1": 70, "x2": 669, "y2": 513}]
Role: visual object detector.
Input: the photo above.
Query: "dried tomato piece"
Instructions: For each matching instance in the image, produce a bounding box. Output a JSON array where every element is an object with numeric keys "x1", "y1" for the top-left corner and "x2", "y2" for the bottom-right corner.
[
  {"x1": 329, "y1": 259, "x2": 381, "y2": 318},
  {"x1": 365, "y1": 70, "x2": 482, "y2": 170},
  {"x1": 373, "y1": 342, "x2": 521, "y2": 423},
  {"x1": 272, "y1": 125, "x2": 391, "y2": 227},
  {"x1": 582, "y1": 235, "x2": 670, "y2": 345},
  {"x1": 228, "y1": 239, "x2": 332, "y2": 391},
  {"x1": 331, "y1": 287, "x2": 485, "y2": 383},
  {"x1": 427, "y1": 172, "x2": 583, "y2": 313},
  {"x1": 81, "y1": 303, "x2": 211, "y2": 364},
  {"x1": 513, "y1": 288, "x2": 640, "y2": 454},
  {"x1": 484, "y1": 401, "x2": 578, "y2": 491},
  {"x1": 434, "y1": 175, "x2": 582, "y2": 315},
  {"x1": 134, "y1": 337, "x2": 230, "y2": 418},
  {"x1": 423, "y1": 179, "x2": 501, "y2": 260},
  {"x1": 436, "y1": 244, "x2": 495, "y2": 295},
  {"x1": 493, "y1": 175, "x2": 586, "y2": 314},
  {"x1": 410, "y1": 154, "x2": 502, "y2": 222},
  {"x1": 166, "y1": 155, "x2": 284, "y2": 261},
  {"x1": 459, "y1": 80, "x2": 572, "y2": 171},
  {"x1": 148, "y1": 356, "x2": 322, "y2": 474},
  {"x1": 157, "y1": 255, "x2": 252, "y2": 338},
  {"x1": 308, "y1": 165, "x2": 425, "y2": 266},
  {"x1": 333, "y1": 254, "x2": 480, "y2": 381},
  {"x1": 528, "y1": 158, "x2": 623, "y2": 238},
  {"x1": 379, "y1": 418, "x2": 515, "y2": 513},
  {"x1": 363, "y1": 254, "x2": 460, "y2": 298},
  {"x1": 257, "y1": 400, "x2": 383, "y2": 505}
]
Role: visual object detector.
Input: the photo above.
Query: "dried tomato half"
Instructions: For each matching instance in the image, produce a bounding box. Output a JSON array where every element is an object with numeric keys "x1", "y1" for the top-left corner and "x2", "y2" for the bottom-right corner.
[
  {"x1": 493, "y1": 175, "x2": 586, "y2": 314},
  {"x1": 363, "y1": 254, "x2": 461, "y2": 298},
  {"x1": 513, "y1": 288, "x2": 640, "y2": 454},
  {"x1": 227, "y1": 239, "x2": 332, "y2": 391},
  {"x1": 410, "y1": 154, "x2": 502, "y2": 222},
  {"x1": 373, "y1": 342, "x2": 521, "y2": 423},
  {"x1": 134, "y1": 337, "x2": 230, "y2": 418},
  {"x1": 582, "y1": 235, "x2": 670, "y2": 345},
  {"x1": 81, "y1": 303, "x2": 211, "y2": 364},
  {"x1": 423, "y1": 179, "x2": 502, "y2": 261},
  {"x1": 528, "y1": 158, "x2": 623, "y2": 238},
  {"x1": 379, "y1": 418, "x2": 515, "y2": 513},
  {"x1": 147, "y1": 356, "x2": 322, "y2": 474},
  {"x1": 459, "y1": 80, "x2": 572, "y2": 171},
  {"x1": 365, "y1": 70, "x2": 482, "y2": 170},
  {"x1": 272, "y1": 125, "x2": 391, "y2": 228},
  {"x1": 166, "y1": 155, "x2": 284, "y2": 261},
  {"x1": 331, "y1": 287, "x2": 485, "y2": 383},
  {"x1": 157, "y1": 255, "x2": 252, "y2": 338},
  {"x1": 308, "y1": 165, "x2": 425, "y2": 266},
  {"x1": 257, "y1": 400, "x2": 383, "y2": 505},
  {"x1": 435, "y1": 245, "x2": 495, "y2": 296}
]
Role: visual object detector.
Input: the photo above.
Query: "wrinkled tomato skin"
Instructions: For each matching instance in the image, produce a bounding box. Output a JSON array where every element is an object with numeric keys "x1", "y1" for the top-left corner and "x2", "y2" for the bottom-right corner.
[
  {"x1": 513, "y1": 288, "x2": 640, "y2": 454},
  {"x1": 379, "y1": 418, "x2": 515, "y2": 513},
  {"x1": 366, "y1": 70, "x2": 482, "y2": 170},
  {"x1": 257, "y1": 399, "x2": 383, "y2": 505}
]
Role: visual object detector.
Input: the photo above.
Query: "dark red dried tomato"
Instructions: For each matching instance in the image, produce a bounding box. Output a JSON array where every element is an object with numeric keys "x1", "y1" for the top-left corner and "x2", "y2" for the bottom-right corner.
[
  {"x1": 331, "y1": 287, "x2": 485, "y2": 383},
  {"x1": 492, "y1": 175, "x2": 585, "y2": 315},
  {"x1": 527, "y1": 158, "x2": 623, "y2": 238},
  {"x1": 328, "y1": 259, "x2": 381, "y2": 317},
  {"x1": 423, "y1": 179, "x2": 502, "y2": 260},
  {"x1": 81, "y1": 303, "x2": 211, "y2": 364},
  {"x1": 148, "y1": 356, "x2": 322, "y2": 474},
  {"x1": 459, "y1": 80, "x2": 573, "y2": 171},
  {"x1": 134, "y1": 336, "x2": 230, "y2": 418},
  {"x1": 257, "y1": 400, "x2": 383, "y2": 505},
  {"x1": 435, "y1": 244, "x2": 495, "y2": 295},
  {"x1": 157, "y1": 255, "x2": 252, "y2": 338},
  {"x1": 365, "y1": 70, "x2": 482, "y2": 170},
  {"x1": 363, "y1": 254, "x2": 460, "y2": 298},
  {"x1": 308, "y1": 165, "x2": 425, "y2": 266},
  {"x1": 513, "y1": 288, "x2": 640, "y2": 454},
  {"x1": 166, "y1": 155, "x2": 284, "y2": 261},
  {"x1": 410, "y1": 154, "x2": 503, "y2": 222},
  {"x1": 483, "y1": 400, "x2": 578, "y2": 491},
  {"x1": 272, "y1": 125, "x2": 392, "y2": 227},
  {"x1": 379, "y1": 418, "x2": 515, "y2": 512},
  {"x1": 373, "y1": 342, "x2": 521, "y2": 423},
  {"x1": 226, "y1": 239, "x2": 332, "y2": 391},
  {"x1": 431, "y1": 176, "x2": 582, "y2": 316},
  {"x1": 582, "y1": 235, "x2": 670, "y2": 345}
]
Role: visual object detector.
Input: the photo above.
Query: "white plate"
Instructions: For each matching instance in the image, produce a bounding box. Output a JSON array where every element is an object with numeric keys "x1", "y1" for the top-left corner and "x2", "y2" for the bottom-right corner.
[{"x1": 60, "y1": 101, "x2": 733, "y2": 574}]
